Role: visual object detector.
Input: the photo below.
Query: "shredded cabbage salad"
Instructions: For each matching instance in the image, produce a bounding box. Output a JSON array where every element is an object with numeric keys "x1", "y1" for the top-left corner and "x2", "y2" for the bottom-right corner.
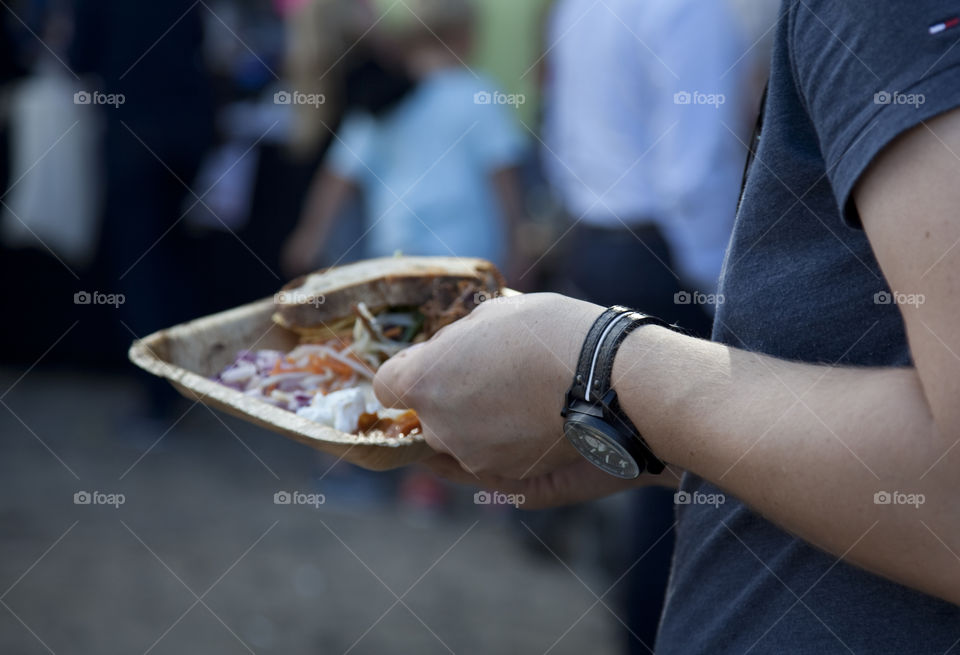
[{"x1": 213, "y1": 302, "x2": 423, "y2": 438}]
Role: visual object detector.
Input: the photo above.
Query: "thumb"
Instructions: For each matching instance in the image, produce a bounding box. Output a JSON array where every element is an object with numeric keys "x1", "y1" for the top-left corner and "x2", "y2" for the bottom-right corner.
[{"x1": 372, "y1": 342, "x2": 426, "y2": 409}]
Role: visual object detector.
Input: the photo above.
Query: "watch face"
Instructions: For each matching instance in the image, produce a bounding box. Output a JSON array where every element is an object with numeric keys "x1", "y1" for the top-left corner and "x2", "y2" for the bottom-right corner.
[{"x1": 563, "y1": 417, "x2": 641, "y2": 479}]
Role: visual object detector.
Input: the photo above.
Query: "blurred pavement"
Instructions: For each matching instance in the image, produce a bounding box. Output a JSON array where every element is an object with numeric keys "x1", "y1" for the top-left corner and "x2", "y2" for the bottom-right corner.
[{"x1": 0, "y1": 367, "x2": 620, "y2": 654}]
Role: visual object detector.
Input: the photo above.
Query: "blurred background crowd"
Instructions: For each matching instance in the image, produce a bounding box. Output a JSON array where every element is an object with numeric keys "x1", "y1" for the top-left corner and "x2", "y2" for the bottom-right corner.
[{"x1": 0, "y1": 0, "x2": 777, "y2": 652}]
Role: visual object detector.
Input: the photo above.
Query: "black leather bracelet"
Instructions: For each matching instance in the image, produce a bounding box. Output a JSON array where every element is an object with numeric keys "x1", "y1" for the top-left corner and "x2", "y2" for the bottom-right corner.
[
  {"x1": 565, "y1": 305, "x2": 633, "y2": 404},
  {"x1": 563, "y1": 307, "x2": 670, "y2": 475}
]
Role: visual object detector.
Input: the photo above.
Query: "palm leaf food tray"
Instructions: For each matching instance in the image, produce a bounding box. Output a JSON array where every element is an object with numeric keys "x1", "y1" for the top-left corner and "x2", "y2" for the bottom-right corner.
[{"x1": 128, "y1": 256, "x2": 506, "y2": 470}]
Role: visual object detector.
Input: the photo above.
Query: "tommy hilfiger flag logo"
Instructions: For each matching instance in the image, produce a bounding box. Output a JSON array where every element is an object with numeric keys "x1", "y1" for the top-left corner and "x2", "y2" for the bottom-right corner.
[{"x1": 929, "y1": 16, "x2": 960, "y2": 34}]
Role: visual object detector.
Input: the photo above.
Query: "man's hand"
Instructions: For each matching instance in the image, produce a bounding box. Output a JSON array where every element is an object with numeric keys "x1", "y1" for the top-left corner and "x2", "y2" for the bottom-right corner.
[
  {"x1": 374, "y1": 109, "x2": 960, "y2": 605},
  {"x1": 374, "y1": 293, "x2": 602, "y2": 480}
]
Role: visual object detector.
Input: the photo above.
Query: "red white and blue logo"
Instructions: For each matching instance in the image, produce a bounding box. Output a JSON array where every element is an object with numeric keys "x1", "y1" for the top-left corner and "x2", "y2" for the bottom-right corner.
[{"x1": 929, "y1": 16, "x2": 960, "y2": 35}]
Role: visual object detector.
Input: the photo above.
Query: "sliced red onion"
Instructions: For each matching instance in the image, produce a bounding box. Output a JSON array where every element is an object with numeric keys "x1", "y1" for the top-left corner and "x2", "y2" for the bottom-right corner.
[{"x1": 219, "y1": 361, "x2": 258, "y2": 385}]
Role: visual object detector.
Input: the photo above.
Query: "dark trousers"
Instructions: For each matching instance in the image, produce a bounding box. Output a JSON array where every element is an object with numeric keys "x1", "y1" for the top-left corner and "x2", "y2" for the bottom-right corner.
[{"x1": 561, "y1": 222, "x2": 713, "y2": 333}]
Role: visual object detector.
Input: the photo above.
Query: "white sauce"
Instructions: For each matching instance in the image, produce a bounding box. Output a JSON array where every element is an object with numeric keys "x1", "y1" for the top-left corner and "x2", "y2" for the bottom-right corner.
[{"x1": 295, "y1": 382, "x2": 408, "y2": 433}]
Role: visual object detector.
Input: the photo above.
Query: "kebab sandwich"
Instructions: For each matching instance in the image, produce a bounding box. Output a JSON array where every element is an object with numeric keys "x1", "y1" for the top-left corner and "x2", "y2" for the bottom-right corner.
[{"x1": 211, "y1": 256, "x2": 505, "y2": 440}]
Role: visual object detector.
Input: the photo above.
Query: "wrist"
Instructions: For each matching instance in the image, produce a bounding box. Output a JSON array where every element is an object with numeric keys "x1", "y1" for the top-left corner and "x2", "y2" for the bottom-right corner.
[
  {"x1": 610, "y1": 323, "x2": 678, "y2": 464},
  {"x1": 558, "y1": 306, "x2": 675, "y2": 477}
]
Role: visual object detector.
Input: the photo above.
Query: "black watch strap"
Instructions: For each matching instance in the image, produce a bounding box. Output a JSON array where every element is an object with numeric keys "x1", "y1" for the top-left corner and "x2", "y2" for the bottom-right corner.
[
  {"x1": 566, "y1": 305, "x2": 633, "y2": 403},
  {"x1": 565, "y1": 307, "x2": 672, "y2": 474}
]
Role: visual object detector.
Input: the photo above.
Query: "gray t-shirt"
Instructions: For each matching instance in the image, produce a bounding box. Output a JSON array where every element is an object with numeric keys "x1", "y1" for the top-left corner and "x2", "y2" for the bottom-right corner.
[{"x1": 656, "y1": 2, "x2": 960, "y2": 652}]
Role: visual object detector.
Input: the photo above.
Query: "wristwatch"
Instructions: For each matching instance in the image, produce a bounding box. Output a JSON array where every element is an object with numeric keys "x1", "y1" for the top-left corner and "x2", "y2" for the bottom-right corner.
[{"x1": 561, "y1": 306, "x2": 669, "y2": 479}]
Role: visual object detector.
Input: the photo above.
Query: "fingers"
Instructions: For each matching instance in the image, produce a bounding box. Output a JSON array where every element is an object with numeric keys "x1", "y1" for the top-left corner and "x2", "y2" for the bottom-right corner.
[
  {"x1": 373, "y1": 315, "x2": 463, "y2": 409},
  {"x1": 421, "y1": 454, "x2": 641, "y2": 510},
  {"x1": 420, "y1": 453, "x2": 526, "y2": 491},
  {"x1": 372, "y1": 358, "x2": 410, "y2": 409},
  {"x1": 419, "y1": 453, "x2": 478, "y2": 484},
  {"x1": 519, "y1": 460, "x2": 639, "y2": 509}
]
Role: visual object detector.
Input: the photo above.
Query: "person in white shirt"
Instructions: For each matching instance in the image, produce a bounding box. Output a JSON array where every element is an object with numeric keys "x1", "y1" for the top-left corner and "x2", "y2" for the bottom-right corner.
[
  {"x1": 540, "y1": 1, "x2": 757, "y2": 650},
  {"x1": 543, "y1": 0, "x2": 753, "y2": 302}
]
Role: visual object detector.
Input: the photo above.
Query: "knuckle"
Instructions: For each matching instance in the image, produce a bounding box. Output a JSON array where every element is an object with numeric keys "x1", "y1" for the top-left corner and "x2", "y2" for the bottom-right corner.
[
  {"x1": 398, "y1": 366, "x2": 428, "y2": 404},
  {"x1": 472, "y1": 298, "x2": 494, "y2": 315}
]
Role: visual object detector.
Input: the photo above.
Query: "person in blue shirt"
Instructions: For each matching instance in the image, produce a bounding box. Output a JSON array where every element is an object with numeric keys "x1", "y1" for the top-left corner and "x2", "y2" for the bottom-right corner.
[{"x1": 281, "y1": 0, "x2": 525, "y2": 276}]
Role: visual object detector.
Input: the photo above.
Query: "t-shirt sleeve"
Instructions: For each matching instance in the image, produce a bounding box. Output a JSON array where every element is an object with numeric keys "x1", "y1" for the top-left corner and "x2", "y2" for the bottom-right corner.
[
  {"x1": 467, "y1": 88, "x2": 527, "y2": 171},
  {"x1": 791, "y1": 3, "x2": 960, "y2": 226},
  {"x1": 324, "y1": 112, "x2": 377, "y2": 183}
]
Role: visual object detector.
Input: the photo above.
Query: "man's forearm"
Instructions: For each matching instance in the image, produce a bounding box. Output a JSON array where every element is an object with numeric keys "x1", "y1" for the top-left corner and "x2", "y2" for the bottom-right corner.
[{"x1": 613, "y1": 324, "x2": 960, "y2": 605}]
